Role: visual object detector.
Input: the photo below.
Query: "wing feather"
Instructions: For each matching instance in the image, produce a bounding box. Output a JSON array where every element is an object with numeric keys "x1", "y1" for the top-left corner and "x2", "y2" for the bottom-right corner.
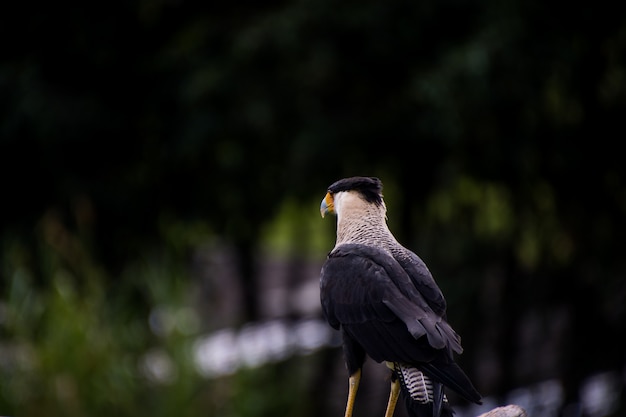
[
  {"x1": 320, "y1": 243, "x2": 461, "y2": 358},
  {"x1": 395, "y1": 251, "x2": 448, "y2": 317},
  {"x1": 320, "y1": 243, "x2": 480, "y2": 404}
]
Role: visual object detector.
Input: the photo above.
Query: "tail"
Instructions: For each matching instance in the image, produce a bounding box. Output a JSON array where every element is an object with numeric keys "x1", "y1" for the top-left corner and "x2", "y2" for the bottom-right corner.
[
  {"x1": 420, "y1": 361, "x2": 482, "y2": 405},
  {"x1": 394, "y1": 364, "x2": 455, "y2": 417}
]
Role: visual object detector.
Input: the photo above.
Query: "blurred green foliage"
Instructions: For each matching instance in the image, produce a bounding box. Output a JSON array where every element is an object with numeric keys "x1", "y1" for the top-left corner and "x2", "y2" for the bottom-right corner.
[
  {"x1": 1, "y1": 215, "x2": 174, "y2": 415},
  {"x1": 0, "y1": 214, "x2": 322, "y2": 417}
]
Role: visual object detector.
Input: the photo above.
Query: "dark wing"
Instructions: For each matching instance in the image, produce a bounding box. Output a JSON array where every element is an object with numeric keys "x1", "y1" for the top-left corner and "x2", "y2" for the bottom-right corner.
[
  {"x1": 320, "y1": 243, "x2": 481, "y2": 404},
  {"x1": 395, "y1": 250, "x2": 448, "y2": 319},
  {"x1": 320, "y1": 243, "x2": 461, "y2": 362}
]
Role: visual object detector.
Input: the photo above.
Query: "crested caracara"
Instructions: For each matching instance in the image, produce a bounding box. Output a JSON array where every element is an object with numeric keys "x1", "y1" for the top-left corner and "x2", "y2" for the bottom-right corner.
[{"x1": 319, "y1": 176, "x2": 482, "y2": 417}]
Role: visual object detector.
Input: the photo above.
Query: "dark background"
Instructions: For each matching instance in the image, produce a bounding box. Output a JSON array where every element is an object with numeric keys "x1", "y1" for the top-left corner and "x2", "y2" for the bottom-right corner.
[{"x1": 1, "y1": 1, "x2": 625, "y2": 416}]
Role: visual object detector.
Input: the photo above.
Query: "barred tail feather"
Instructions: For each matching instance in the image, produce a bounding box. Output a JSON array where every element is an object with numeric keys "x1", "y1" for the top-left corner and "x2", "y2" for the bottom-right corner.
[{"x1": 395, "y1": 363, "x2": 454, "y2": 417}]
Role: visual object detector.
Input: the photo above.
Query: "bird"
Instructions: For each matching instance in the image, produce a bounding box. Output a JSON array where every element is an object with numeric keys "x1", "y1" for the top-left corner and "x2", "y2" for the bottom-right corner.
[{"x1": 319, "y1": 176, "x2": 482, "y2": 417}]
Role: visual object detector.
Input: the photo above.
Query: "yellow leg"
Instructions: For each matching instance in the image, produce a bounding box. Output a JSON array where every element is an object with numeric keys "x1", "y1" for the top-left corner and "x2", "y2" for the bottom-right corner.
[
  {"x1": 344, "y1": 369, "x2": 361, "y2": 417},
  {"x1": 384, "y1": 378, "x2": 401, "y2": 417}
]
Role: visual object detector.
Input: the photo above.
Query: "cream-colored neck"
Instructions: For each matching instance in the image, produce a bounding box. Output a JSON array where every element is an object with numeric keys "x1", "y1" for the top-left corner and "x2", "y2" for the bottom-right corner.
[{"x1": 334, "y1": 192, "x2": 397, "y2": 250}]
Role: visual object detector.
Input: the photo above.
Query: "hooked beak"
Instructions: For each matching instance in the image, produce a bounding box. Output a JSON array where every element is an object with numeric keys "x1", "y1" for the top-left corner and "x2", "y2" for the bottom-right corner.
[{"x1": 320, "y1": 192, "x2": 334, "y2": 218}]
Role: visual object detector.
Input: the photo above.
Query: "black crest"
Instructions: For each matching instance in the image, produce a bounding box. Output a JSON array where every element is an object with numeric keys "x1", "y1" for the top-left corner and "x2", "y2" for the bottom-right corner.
[{"x1": 327, "y1": 176, "x2": 383, "y2": 205}]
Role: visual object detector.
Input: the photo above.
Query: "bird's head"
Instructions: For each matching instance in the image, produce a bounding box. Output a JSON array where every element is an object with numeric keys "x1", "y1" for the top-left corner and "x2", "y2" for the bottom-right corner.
[{"x1": 320, "y1": 176, "x2": 384, "y2": 218}]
